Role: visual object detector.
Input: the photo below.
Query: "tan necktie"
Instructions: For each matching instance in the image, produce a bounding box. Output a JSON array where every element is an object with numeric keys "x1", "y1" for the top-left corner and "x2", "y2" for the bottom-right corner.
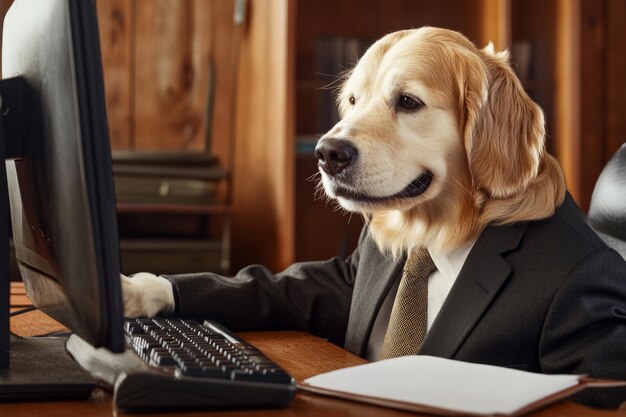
[{"x1": 379, "y1": 247, "x2": 437, "y2": 359}]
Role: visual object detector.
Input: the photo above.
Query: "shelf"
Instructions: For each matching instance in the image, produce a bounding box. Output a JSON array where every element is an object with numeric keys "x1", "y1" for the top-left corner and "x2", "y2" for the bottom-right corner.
[
  {"x1": 116, "y1": 202, "x2": 231, "y2": 215},
  {"x1": 112, "y1": 150, "x2": 220, "y2": 166},
  {"x1": 119, "y1": 238, "x2": 225, "y2": 275},
  {"x1": 113, "y1": 165, "x2": 228, "y2": 181},
  {"x1": 119, "y1": 238, "x2": 223, "y2": 251}
]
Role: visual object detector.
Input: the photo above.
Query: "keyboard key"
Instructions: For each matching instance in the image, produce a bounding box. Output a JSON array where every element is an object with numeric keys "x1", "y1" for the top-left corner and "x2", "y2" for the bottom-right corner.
[
  {"x1": 125, "y1": 322, "x2": 146, "y2": 336},
  {"x1": 230, "y1": 370, "x2": 291, "y2": 384},
  {"x1": 132, "y1": 335, "x2": 159, "y2": 349},
  {"x1": 200, "y1": 368, "x2": 230, "y2": 379},
  {"x1": 151, "y1": 351, "x2": 176, "y2": 366},
  {"x1": 180, "y1": 364, "x2": 204, "y2": 377},
  {"x1": 246, "y1": 355, "x2": 274, "y2": 365},
  {"x1": 238, "y1": 348, "x2": 262, "y2": 355},
  {"x1": 220, "y1": 364, "x2": 239, "y2": 373},
  {"x1": 262, "y1": 371, "x2": 293, "y2": 384}
]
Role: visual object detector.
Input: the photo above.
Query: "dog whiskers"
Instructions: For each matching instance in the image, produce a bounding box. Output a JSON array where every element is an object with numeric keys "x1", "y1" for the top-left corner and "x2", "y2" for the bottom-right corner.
[
  {"x1": 307, "y1": 171, "x2": 321, "y2": 182},
  {"x1": 317, "y1": 70, "x2": 351, "y2": 92}
]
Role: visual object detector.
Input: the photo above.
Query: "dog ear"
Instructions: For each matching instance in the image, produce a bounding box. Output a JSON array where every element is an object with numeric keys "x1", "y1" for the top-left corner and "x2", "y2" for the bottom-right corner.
[{"x1": 462, "y1": 43, "x2": 544, "y2": 199}]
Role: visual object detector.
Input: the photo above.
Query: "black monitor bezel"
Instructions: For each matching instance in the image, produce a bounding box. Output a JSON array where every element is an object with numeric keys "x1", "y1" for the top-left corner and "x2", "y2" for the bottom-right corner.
[
  {"x1": 68, "y1": 0, "x2": 124, "y2": 352},
  {"x1": 2, "y1": 0, "x2": 124, "y2": 355}
]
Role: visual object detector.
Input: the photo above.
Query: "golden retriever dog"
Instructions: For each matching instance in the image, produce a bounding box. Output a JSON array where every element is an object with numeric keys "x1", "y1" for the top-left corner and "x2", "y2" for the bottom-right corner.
[{"x1": 315, "y1": 27, "x2": 565, "y2": 257}]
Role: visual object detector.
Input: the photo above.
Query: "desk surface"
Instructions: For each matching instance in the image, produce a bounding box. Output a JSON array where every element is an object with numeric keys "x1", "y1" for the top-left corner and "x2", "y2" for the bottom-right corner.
[{"x1": 3, "y1": 283, "x2": 623, "y2": 417}]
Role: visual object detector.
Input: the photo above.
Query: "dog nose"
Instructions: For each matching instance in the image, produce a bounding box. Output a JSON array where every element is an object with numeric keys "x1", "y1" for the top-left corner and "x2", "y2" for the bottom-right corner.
[{"x1": 314, "y1": 138, "x2": 358, "y2": 176}]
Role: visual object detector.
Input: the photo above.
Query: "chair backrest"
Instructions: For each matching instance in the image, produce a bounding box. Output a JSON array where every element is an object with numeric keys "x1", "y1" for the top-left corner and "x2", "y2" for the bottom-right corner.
[{"x1": 588, "y1": 143, "x2": 626, "y2": 260}]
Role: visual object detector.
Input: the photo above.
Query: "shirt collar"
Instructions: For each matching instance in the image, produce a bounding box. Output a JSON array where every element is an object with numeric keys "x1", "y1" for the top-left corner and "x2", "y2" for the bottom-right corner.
[{"x1": 428, "y1": 238, "x2": 477, "y2": 281}]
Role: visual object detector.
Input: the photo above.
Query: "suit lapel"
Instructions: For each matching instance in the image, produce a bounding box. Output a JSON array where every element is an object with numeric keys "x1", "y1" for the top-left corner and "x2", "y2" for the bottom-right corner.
[
  {"x1": 419, "y1": 222, "x2": 527, "y2": 358},
  {"x1": 345, "y1": 237, "x2": 405, "y2": 356}
]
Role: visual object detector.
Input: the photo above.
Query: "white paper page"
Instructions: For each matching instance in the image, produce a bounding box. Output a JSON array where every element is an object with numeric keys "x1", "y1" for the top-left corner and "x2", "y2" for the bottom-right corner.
[{"x1": 303, "y1": 356, "x2": 580, "y2": 415}]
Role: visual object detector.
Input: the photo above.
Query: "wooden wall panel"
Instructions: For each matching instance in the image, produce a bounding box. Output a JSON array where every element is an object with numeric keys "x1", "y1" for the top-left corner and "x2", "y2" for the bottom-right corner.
[
  {"x1": 577, "y1": 0, "x2": 626, "y2": 210},
  {"x1": 606, "y1": 0, "x2": 626, "y2": 158},
  {"x1": 96, "y1": 0, "x2": 134, "y2": 149},
  {"x1": 232, "y1": 0, "x2": 295, "y2": 272},
  {"x1": 209, "y1": 0, "x2": 237, "y2": 173},
  {"x1": 133, "y1": 0, "x2": 213, "y2": 151},
  {"x1": 479, "y1": 0, "x2": 511, "y2": 50},
  {"x1": 579, "y1": 0, "x2": 606, "y2": 212},
  {"x1": 98, "y1": 0, "x2": 238, "y2": 157},
  {"x1": 554, "y1": 0, "x2": 581, "y2": 203},
  {"x1": 511, "y1": 0, "x2": 556, "y2": 156}
]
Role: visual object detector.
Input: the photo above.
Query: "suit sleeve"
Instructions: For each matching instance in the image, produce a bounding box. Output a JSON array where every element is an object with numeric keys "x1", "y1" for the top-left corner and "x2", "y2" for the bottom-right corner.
[
  {"x1": 539, "y1": 248, "x2": 626, "y2": 408},
  {"x1": 161, "y1": 228, "x2": 367, "y2": 347}
]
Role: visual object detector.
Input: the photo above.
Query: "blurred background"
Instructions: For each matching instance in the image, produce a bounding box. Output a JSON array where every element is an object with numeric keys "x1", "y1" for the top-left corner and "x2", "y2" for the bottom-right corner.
[{"x1": 2, "y1": 0, "x2": 625, "y2": 277}]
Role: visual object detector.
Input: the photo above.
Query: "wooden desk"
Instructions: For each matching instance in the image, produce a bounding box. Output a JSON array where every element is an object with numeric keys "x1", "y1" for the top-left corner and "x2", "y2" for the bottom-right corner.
[{"x1": 3, "y1": 283, "x2": 622, "y2": 417}]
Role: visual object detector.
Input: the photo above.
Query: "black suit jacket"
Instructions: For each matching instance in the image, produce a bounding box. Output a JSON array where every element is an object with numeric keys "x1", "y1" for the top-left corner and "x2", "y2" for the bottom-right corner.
[{"x1": 165, "y1": 194, "x2": 626, "y2": 407}]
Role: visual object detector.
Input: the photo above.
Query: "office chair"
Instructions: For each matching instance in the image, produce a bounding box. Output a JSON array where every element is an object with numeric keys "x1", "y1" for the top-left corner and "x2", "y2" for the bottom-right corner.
[{"x1": 588, "y1": 143, "x2": 626, "y2": 260}]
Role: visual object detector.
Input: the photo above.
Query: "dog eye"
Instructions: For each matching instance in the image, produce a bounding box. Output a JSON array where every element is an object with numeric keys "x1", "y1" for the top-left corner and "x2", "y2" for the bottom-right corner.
[
  {"x1": 397, "y1": 95, "x2": 422, "y2": 111},
  {"x1": 349, "y1": 96, "x2": 355, "y2": 105}
]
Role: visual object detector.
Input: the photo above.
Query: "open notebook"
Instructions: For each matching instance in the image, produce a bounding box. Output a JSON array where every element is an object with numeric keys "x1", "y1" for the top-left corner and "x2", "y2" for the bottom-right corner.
[{"x1": 299, "y1": 356, "x2": 625, "y2": 416}]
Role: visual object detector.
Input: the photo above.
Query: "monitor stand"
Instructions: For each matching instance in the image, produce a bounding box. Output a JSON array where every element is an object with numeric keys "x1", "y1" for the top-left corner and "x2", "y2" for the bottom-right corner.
[{"x1": 0, "y1": 76, "x2": 96, "y2": 401}]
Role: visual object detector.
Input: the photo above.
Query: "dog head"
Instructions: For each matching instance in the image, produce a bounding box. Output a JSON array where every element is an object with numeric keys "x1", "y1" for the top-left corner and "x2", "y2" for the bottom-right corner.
[{"x1": 315, "y1": 28, "x2": 565, "y2": 253}]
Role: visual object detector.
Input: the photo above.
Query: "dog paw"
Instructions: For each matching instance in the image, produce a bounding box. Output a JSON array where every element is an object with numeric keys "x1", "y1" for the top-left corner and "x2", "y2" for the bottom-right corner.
[{"x1": 121, "y1": 272, "x2": 175, "y2": 318}]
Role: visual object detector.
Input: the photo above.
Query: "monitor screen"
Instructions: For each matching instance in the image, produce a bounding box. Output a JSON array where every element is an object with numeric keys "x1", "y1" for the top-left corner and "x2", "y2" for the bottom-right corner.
[{"x1": 2, "y1": 0, "x2": 124, "y2": 352}]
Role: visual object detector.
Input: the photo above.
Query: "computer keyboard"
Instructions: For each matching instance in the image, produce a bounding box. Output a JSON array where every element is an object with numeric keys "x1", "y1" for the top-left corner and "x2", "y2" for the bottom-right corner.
[{"x1": 114, "y1": 317, "x2": 297, "y2": 410}]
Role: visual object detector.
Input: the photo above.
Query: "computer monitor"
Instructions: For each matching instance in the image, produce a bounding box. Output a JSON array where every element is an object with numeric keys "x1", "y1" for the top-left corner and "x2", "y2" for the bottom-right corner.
[{"x1": 0, "y1": 0, "x2": 124, "y2": 400}]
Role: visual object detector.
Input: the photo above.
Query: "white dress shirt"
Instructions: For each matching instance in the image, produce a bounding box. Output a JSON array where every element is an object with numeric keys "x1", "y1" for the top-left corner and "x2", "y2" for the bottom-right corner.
[{"x1": 365, "y1": 238, "x2": 477, "y2": 361}]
